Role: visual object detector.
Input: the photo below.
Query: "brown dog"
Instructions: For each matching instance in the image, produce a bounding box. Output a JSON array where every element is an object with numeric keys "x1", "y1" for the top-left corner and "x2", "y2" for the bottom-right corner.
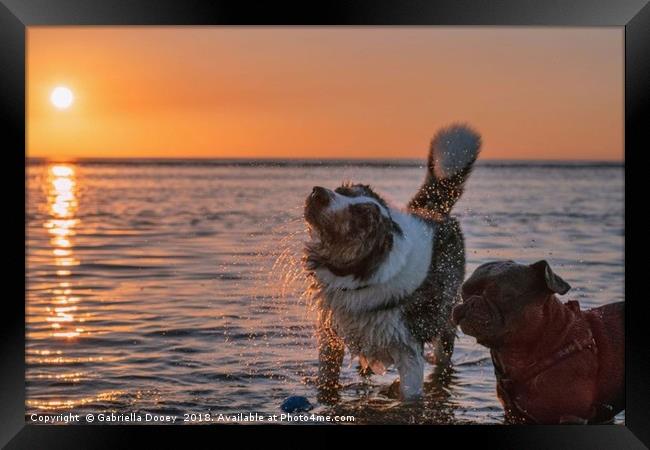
[{"x1": 452, "y1": 260, "x2": 624, "y2": 424}]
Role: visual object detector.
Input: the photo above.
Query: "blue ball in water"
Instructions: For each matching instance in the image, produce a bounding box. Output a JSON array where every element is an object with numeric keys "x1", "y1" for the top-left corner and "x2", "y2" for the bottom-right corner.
[{"x1": 281, "y1": 395, "x2": 313, "y2": 413}]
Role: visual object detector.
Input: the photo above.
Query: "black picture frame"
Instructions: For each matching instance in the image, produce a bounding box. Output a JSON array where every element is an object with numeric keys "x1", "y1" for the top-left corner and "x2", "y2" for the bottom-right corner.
[{"x1": 2, "y1": 0, "x2": 648, "y2": 448}]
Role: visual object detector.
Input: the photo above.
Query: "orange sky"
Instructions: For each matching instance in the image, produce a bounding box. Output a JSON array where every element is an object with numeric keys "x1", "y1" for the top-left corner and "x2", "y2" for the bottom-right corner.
[{"x1": 27, "y1": 27, "x2": 623, "y2": 161}]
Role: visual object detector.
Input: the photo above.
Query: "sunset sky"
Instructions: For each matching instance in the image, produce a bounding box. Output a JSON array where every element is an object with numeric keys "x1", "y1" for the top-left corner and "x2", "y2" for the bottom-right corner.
[{"x1": 28, "y1": 27, "x2": 623, "y2": 161}]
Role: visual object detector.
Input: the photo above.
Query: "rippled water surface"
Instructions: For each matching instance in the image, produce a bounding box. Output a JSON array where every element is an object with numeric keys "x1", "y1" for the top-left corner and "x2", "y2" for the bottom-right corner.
[{"x1": 26, "y1": 160, "x2": 624, "y2": 424}]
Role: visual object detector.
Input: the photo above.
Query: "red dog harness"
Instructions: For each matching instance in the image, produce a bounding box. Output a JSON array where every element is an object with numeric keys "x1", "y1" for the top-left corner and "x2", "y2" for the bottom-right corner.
[{"x1": 491, "y1": 319, "x2": 598, "y2": 424}]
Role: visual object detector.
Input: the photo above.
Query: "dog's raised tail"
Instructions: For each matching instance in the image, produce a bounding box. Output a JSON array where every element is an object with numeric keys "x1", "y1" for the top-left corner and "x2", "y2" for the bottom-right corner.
[{"x1": 408, "y1": 124, "x2": 481, "y2": 216}]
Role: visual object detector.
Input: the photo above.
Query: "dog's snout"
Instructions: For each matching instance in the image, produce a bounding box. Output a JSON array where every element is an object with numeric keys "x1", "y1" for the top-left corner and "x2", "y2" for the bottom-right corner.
[
  {"x1": 310, "y1": 186, "x2": 332, "y2": 206},
  {"x1": 452, "y1": 295, "x2": 483, "y2": 326}
]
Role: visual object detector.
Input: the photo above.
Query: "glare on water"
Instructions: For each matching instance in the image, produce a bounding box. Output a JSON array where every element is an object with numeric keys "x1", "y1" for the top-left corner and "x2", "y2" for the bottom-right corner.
[{"x1": 43, "y1": 164, "x2": 83, "y2": 339}]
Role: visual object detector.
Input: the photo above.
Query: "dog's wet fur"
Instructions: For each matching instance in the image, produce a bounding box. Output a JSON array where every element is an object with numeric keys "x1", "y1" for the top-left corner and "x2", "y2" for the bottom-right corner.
[
  {"x1": 303, "y1": 124, "x2": 481, "y2": 401},
  {"x1": 304, "y1": 184, "x2": 402, "y2": 281}
]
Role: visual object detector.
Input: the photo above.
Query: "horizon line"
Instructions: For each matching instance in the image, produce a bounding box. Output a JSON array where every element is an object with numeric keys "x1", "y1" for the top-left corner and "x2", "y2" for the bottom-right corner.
[
  {"x1": 25, "y1": 157, "x2": 624, "y2": 169},
  {"x1": 26, "y1": 156, "x2": 624, "y2": 163}
]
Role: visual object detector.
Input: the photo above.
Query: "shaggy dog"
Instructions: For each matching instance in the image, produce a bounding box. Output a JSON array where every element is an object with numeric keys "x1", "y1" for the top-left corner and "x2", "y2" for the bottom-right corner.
[{"x1": 303, "y1": 124, "x2": 481, "y2": 401}]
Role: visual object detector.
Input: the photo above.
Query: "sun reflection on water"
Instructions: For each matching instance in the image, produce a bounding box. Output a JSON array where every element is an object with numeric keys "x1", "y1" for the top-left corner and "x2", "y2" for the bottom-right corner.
[
  {"x1": 26, "y1": 390, "x2": 125, "y2": 411},
  {"x1": 43, "y1": 164, "x2": 83, "y2": 339}
]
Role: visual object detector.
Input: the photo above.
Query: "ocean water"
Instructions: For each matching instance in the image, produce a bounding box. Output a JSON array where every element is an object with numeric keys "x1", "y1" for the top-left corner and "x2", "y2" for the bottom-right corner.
[{"x1": 26, "y1": 160, "x2": 624, "y2": 424}]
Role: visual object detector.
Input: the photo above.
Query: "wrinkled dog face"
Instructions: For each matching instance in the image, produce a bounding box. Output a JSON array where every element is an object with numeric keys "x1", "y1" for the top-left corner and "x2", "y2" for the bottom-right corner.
[
  {"x1": 452, "y1": 260, "x2": 571, "y2": 347},
  {"x1": 303, "y1": 183, "x2": 402, "y2": 281}
]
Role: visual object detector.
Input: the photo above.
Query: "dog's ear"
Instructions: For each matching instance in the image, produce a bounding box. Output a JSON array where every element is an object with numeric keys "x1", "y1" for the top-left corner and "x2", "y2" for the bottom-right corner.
[{"x1": 530, "y1": 260, "x2": 571, "y2": 295}]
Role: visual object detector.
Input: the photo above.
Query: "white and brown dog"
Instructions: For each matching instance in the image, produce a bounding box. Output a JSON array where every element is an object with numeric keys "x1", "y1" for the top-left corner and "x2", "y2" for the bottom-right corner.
[{"x1": 303, "y1": 124, "x2": 481, "y2": 402}]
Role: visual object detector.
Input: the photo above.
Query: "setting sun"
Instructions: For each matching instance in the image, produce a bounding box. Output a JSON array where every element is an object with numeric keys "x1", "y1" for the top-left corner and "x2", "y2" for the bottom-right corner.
[
  {"x1": 50, "y1": 86, "x2": 74, "y2": 110},
  {"x1": 28, "y1": 27, "x2": 623, "y2": 160}
]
